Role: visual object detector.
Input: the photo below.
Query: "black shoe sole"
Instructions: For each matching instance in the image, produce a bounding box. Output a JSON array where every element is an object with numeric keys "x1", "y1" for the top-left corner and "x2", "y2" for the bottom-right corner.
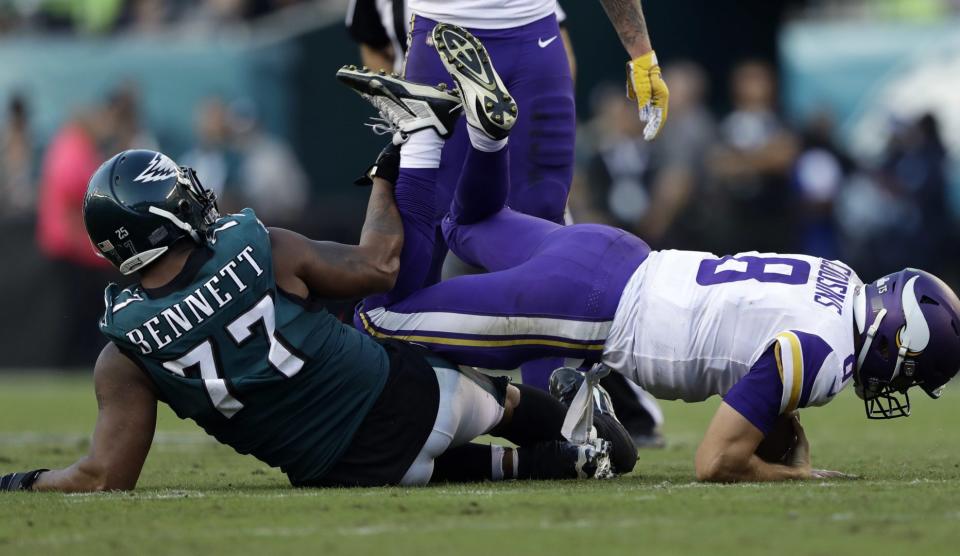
[
  {"x1": 431, "y1": 23, "x2": 516, "y2": 139},
  {"x1": 336, "y1": 65, "x2": 463, "y2": 138}
]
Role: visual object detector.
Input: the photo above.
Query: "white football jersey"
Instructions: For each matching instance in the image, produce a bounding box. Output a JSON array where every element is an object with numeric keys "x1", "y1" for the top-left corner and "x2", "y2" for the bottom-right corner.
[
  {"x1": 604, "y1": 250, "x2": 860, "y2": 410},
  {"x1": 409, "y1": 0, "x2": 557, "y2": 29}
]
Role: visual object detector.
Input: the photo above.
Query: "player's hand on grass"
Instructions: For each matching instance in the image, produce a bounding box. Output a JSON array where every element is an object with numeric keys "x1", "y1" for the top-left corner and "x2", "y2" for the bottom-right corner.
[
  {"x1": 626, "y1": 51, "x2": 669, "y2": 141},
  {"x1": 0, "y1": 469, "x2": 47, "y2": 491},
  {"x1": 781, "y1": 416, "x2": 857, "y2": 480},
  {"x1": 811, "y1": 468, "x2": 859, "y2": 480},
  {"x1": 784, "y1": 414, "x2": 813, "y2": 477}
]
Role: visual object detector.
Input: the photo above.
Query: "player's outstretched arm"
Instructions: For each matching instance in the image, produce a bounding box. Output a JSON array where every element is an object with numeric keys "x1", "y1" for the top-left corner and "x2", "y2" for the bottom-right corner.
[
  {"x1": 270, "y1": 176, "x2": 402, "y2": 300},
  {"x1": 599, "y1": 0, "x2": 652, "y2": 57},
  {"x1": 1, "y1": 343, "x2": 158, "y2": 492},
  {"x1": 694, "y1": 402, "x2": 812, "y2": 483},
  {"x1": 598, "y1": 0, "x2": 668, "y2": 140}
]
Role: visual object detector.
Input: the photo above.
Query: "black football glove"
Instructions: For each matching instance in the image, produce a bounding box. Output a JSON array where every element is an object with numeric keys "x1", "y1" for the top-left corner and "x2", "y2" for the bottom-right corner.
[
  {"x1": 353, "y1": 141, "x2": 401, "y2": 187},
  {"x1": 0, "y1": 469, "x2": 48, "y2": 491}
]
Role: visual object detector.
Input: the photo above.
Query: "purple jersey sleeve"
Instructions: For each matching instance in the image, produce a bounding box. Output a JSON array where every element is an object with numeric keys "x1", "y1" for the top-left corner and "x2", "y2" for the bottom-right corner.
[
  {"x1": 723, "y1": 347, "x2": 782, "y2": 435},
  {"x1": 724, "y1": 330, "x2": 835, "y2": 435}
]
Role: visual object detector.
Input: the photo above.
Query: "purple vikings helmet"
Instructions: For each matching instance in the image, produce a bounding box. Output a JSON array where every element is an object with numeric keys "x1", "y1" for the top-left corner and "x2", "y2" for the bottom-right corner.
[{"x1": 854, "y1": 268, "x2": 960, "y2": 419}]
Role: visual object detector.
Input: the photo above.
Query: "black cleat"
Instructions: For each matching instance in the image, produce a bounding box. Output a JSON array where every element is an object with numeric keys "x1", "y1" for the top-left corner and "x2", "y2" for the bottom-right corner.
[
  {"x1": 520, "y1": 439, "x2": 613, "y2": 480},
  {"x1": 336, "y1": 65, "x2": 462, "y2": 144},
  {"x1": 431, "y1": 23, "x2": 517, "y2": 140},
  {"x1": 549, "y1": 367, "x2": 638, "y2": 474}
]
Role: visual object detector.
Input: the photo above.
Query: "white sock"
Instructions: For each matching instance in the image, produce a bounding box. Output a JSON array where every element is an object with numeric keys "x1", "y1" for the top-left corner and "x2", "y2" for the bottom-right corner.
[
  {"x1": 467, "y1": 125, "x2": 508, "y2": 153},
  {"x1": 399, "y1": 129, "x2": 444, "y2": 168},
  {"x1": 491, "y1": 445, "x2": 505, "y2": 481}
]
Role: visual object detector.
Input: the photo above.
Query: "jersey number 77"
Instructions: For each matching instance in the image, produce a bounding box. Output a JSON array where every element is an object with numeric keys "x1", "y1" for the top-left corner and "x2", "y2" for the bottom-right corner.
[{"x1": 162, "y1": 294, "x2": 304, "y2": 418}]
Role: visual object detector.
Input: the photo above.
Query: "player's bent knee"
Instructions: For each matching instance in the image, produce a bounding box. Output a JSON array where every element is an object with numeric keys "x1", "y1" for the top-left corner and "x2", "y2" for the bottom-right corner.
[{"x1": 499, "y1": 384, "x2": 521, "y2": 424}]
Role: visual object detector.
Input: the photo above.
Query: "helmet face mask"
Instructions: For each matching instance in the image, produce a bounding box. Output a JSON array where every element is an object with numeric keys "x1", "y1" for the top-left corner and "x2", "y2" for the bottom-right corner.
[
  {"x1": 177, "y1": 166, "x2": 220, "y2": 232},
  {"x1": 854, "y1": 269, "x2": 960, "y2": 419},
  {"x1": 84, "y1": 150, "x2": 221, "y2": 276},
  {"x1": 854, "y1": 363, "x2": 913, "y2": 419}
]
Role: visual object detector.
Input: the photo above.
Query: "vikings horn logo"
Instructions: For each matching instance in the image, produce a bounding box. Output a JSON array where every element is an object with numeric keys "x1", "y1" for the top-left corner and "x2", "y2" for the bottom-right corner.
[
  {"x1": 134, "y1": 153, "x2": 179, "y2": 183},
  {"x1": 896, "y1": 276, "x2": 931, "y2": 357}
]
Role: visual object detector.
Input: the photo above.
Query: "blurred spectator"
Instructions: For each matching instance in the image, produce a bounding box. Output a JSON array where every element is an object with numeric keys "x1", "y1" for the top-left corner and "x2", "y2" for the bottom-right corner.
[
  {"x1": 643, "y1": 62, "x2": 717, "y2": 248},
  {"x1": 836, "y1": 114, "x2": 952, "y2": 279},
  {"x1": 181, "y1": 0, "x2": 249, "y2": 29},
  {"x1": 229, "y1": 99, "x2": 308, "y2": 227},
  {"x1": 572, "y1": 63, "x2": 716, "y2": 249},
  {"x1": 103, "y1": 82, "x2": 158, "y2": 152},
  {"x1": 0, "y1": 0, "x2": 310, "y2": 35},
  {"x1": 181, "y1": 97, "x2": 235, "y2": 198},
  {"x1": 878, "y1": 114, "x2": 951, "y2": 272},
  {"x1": 574, "y1": 85, "x2": 653, "y2": 231},
  {"x1": 790, "y1": 111, "x2": 852, "y2": 260},
  {"x1": 123, "y1": 0, "x2": 174, "y2": 33},
  {"x1": 0, "y1": 93, "x2": 35, "y2": 218},
  {"x1": 708, "y1": 60, "x2": 798, "y2": 253},
  {"x1": 36, "y1": 0, "x2": 126, "y2": 34},
  {"x1": 179, "y1": 0, "x2": 307, "y2": 31},
  {"x1": 36, "y1": 105, "x2": 114, "y2": 366}
]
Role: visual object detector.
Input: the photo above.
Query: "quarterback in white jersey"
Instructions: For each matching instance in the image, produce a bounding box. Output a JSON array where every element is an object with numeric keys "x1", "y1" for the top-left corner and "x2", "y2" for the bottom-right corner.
[
  {"x1": 606, "y1": 250, "x2": 858, "y2": 412},
  {"x1": 362, "y1": 237, "x2": 960, "y2": 483}
]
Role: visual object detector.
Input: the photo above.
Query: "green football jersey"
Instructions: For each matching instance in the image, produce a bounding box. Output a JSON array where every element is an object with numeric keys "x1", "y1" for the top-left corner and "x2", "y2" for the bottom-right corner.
[{"x1": 99, "y1": 208, "x2": 389, "y2": 484}]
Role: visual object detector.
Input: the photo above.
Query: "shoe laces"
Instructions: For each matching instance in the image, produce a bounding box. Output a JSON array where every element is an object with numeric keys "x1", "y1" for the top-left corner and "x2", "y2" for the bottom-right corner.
[{"x1": 362, "y1": 95, "x2": 410, "y2": 145}]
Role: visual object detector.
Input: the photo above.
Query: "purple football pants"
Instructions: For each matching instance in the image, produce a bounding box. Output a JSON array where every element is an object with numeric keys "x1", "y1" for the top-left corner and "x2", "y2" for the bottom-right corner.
[
  {"x1": 356, "y1": 145, "x2": 651, "y2": 370},
  {"x1": 361, "y1": 14, "x2": 576, "y2": 388}
]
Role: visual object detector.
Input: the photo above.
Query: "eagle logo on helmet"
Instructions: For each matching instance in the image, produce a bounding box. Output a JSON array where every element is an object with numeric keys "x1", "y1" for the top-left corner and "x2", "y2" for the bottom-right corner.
[{"x1": 133, "y1": 153, "x2": 179, "y2": 183}]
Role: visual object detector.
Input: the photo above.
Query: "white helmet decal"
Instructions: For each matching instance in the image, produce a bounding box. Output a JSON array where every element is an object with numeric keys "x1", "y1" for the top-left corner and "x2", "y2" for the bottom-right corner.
[
  {"x1": 898, "y1": 275, "x2": 931, "y2": 357},
  {"x1": 134, "y1": 153, "x2": 179, "y2": 183}
]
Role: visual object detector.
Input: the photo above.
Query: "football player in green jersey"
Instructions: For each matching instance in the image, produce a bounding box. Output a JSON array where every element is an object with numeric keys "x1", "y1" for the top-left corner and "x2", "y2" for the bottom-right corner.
[{"x1": 1, "y1": 146, "x2": 636, "y2": 492}]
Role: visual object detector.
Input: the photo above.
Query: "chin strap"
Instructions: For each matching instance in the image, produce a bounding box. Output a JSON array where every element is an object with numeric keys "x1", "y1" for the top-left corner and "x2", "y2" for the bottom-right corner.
[{"x1": 856, "y1": 308, "x2": 888, "y2": 373}]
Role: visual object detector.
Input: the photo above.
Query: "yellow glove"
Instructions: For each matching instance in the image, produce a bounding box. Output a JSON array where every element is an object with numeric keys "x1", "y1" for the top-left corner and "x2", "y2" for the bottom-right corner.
[{"x1": 626, "y1": 51, "x2": 669, "y2": 141}]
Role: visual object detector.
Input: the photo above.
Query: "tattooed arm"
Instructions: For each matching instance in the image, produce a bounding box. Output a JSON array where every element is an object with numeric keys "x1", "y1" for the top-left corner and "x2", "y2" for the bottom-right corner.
[
  {"x1": 598, "y1": 0, "x2": 653, "y2": 58},
  {"x1": 599, "y1": 0, "x2": 668, "y2": 140}
]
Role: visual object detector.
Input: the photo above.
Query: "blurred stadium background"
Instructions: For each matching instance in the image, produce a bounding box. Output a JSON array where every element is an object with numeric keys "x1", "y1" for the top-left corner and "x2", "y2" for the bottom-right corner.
[{"x1": 0, "y1": 0, "x2": 957, "y2": 369}]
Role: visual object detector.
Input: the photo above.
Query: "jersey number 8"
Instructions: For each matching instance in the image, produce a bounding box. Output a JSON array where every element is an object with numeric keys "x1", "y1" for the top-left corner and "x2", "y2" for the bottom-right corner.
[{"x1": 696, "y1": 255, "x2": 811, "y2": 286}]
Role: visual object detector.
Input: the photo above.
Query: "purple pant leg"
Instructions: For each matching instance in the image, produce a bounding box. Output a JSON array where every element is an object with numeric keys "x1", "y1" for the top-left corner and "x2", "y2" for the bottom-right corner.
[
  {"x1": 360, "y1": 18, "x2": 453, "y2": 312},
  {"x1": 444, "y1": 141, "x2": 562, "y2": 270},
  {"x1": 362, "y1": 168, "x2": 446, "y2": 309},
  {"x1": 499, "y1": 20, "x2": 575, "y2": 224},
  {"x1": 359, "y1": 220, "x2": 651, "y2": 369},
  {"x1": 465, "y1": 17, "x2": 574, "y2": 383},
  {"x1": 397, "y1": 14, "x2": 577, "y2": 275},
  {"x1": 435, "y1": 16, "x2": 575, "y2": 223}
]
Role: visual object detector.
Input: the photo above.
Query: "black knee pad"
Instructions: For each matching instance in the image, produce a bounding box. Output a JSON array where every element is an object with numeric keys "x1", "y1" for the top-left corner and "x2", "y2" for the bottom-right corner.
[{"x1": 490, "y1": 383, "x2": 567, "y2": 445}]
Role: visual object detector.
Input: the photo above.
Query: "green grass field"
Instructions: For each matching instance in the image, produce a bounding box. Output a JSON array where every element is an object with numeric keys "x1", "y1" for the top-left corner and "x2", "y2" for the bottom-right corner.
[{"x1": 1, "y1": 372, "x2": 958, "y2": 555}]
